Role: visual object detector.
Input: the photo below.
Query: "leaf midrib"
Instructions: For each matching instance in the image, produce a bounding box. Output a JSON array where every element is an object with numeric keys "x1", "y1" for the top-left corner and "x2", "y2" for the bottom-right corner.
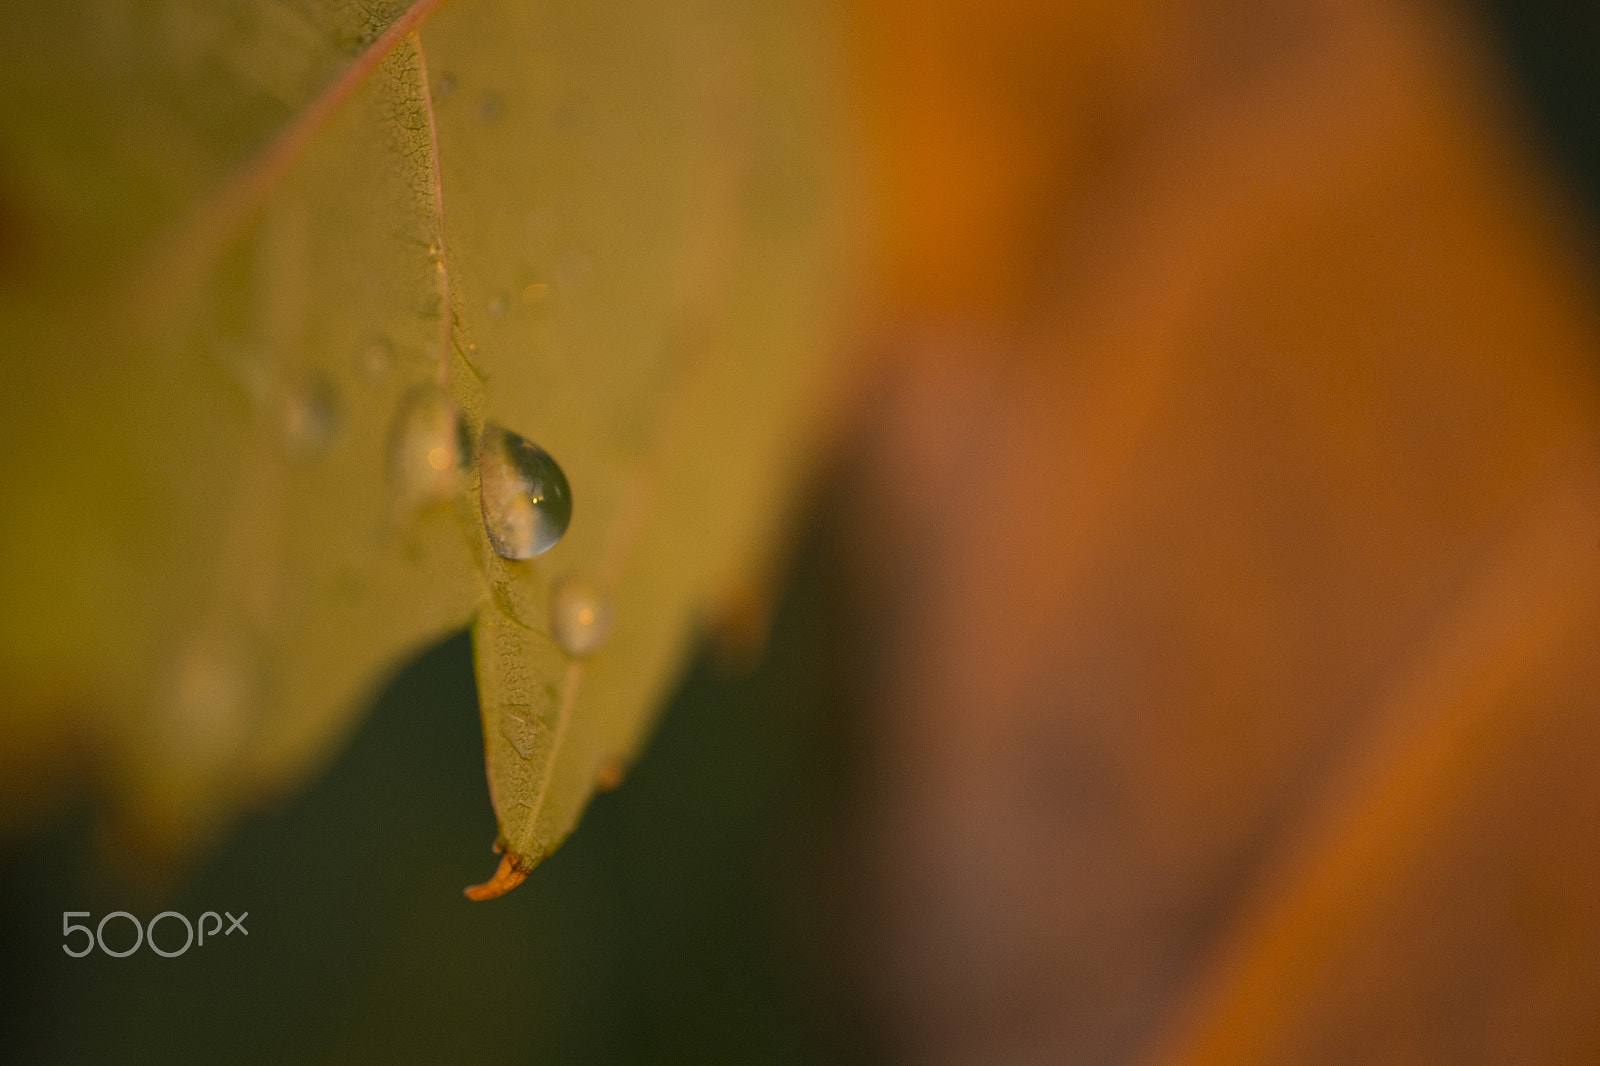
[{"x1": 140, "y1": 0, "x2": 455, "y2": 309}]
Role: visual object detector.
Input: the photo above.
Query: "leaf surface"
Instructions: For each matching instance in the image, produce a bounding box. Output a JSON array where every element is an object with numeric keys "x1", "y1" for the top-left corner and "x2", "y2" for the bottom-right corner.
[{"x1": 0, "y1": 0, "x2": 851, "y2": 890}]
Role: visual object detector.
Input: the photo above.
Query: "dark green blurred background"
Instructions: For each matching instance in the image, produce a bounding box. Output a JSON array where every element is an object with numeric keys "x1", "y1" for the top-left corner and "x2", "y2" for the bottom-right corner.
[
  {"x1": 0, "y1": 523, "x2": 874, "y2": 1064},
  {"x1": 3, "y1": 2, "x2": 1598, "y2": 1062}
]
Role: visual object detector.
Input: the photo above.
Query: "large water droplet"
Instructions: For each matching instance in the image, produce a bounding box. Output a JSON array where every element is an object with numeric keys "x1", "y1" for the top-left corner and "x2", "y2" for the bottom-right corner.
[
  {"x1": 280, "y1": 374, "x2": 339, "y2": 459},
  {"x1": 389, "y1": 387, "x2": 466, "y2": 516},
  {"x1": 479, "y1": 423, "x2": 571, "y2": 559},
  {"x1": 550, "y1": 576, "x2": 612, "y2": 656}
]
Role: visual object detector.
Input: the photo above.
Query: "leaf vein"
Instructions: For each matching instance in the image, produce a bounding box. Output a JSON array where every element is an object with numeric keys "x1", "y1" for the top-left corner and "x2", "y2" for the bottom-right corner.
[{"x1": 139, "y1": 0, "x2": 456, "y2": 308}]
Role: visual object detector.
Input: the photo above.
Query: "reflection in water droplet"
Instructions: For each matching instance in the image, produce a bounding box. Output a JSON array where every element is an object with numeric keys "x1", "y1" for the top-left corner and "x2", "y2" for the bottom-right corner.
[
  {"x1": 479, "y1": 423, "x2": 571, "y2": 559},
  {"x1": 501, "y1": 713, "x2": 536, "y2": 759},
  {"x1": 280, "y1": 374, "x2": 339, "y2": 459},
  {"x1": 479, "y1": 92, "x2": 505, "y2": 123},
  {"x1": 389, "y1": 387, "x2": 465, "y2": 516},
  {"x1": 357, "y1": 338, "x2": 395, "y2": 385},
  {"x1": 488, "y1": 292, "x2": 509, "y2": 317},
  {"x1": 550, "y1": 576, "x2": 612, "y2": 656}
]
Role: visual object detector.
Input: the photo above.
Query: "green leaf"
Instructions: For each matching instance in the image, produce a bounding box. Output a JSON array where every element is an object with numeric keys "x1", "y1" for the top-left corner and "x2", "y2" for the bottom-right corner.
[{"x1": 0, "y1": 0, "x2": 851, "y2": 893}]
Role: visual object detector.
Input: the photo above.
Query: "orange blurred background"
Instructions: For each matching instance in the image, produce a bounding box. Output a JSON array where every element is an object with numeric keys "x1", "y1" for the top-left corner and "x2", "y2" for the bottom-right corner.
[{"x1": 836, "y1": 0, "x2": 1600, "y2": 1061}]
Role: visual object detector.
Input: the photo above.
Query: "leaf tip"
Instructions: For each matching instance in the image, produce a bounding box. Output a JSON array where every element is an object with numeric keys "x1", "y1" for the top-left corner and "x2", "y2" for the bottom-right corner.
[{"x1": 463, "y1": 854, "x2": 528, "y2": 901}]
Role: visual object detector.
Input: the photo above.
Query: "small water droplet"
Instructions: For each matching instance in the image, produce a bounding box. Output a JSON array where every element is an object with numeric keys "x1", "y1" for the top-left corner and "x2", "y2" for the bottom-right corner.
[
  {"x1": 280, "y1": 374, "x2": 339, "y2": 459},
  {"x1": 389, "y1": 387, "x2": 465, "y2": 516},
  {"x1": 550, "y1": 576, "x2": 612, "y2": 656},
  {"x1": 479, "y1": 92, "x2": 505, "y2": 124},
  {"x1": 521, "y1": 282, "x2": 549, "y2": 303},
  {"x1": 487, "y1": 292, "x2": 509, "y2": 317},
  {"x1": 356, "y1": 338, "x2": 395, "y2": 384},
  {"x1": 437, "y1": 72, "x2": 457, "y2": 98},
  {"x1": 501, "y1": 713, "x2": 536, "y2": 759},
  {"x1": 479, "y1": 423, "x2": 572, "y2": 559}
]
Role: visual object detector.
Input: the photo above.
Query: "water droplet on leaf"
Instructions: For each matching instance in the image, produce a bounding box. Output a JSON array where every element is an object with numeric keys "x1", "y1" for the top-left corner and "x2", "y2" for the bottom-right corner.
[
  {"x1": 550, "y1": 576, "x2": 612, "y2": 656},
  {"x1": 488, "y1": 292, "x2": 509, "y2": 317},
  {"x1": 479, "y1": 422, "x2": 571, "y2": 559},
  {"x1": 479, "y1": 92, "x2": 505, "y2": 123},
  {"x1": 437, "y1": 72, "x2": 457, "y2": 98},
  {"x1": 389, "y1": 387, "x2": 465, "y2": 517}
]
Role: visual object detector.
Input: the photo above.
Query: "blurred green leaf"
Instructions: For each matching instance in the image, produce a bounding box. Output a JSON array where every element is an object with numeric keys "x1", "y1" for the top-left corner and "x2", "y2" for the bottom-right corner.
[{"x1": 0, "y1": 0, "x2": 850, "y2": 890}]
